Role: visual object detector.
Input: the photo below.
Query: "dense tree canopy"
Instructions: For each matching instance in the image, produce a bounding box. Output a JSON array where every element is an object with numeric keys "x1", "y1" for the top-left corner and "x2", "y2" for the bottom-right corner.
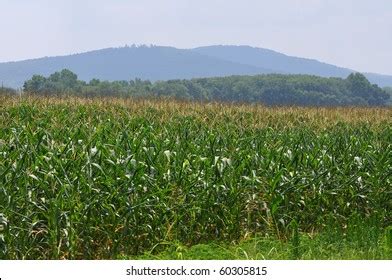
[
  {"x1": 23, "y1": 69, "x2": 81, "y2": 95},
  {"x1": 22, "y1": 69, "x2": 391, "y2": 106}
]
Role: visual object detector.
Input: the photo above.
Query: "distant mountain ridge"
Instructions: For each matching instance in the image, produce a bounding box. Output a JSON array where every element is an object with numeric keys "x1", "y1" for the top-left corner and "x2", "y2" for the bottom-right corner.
[
  {"x1": 193, "y1": 45, "x2": 352, "y2": 77},
  {"x1": 1, "y1": 45, "x2": 391, "y2": 88}
]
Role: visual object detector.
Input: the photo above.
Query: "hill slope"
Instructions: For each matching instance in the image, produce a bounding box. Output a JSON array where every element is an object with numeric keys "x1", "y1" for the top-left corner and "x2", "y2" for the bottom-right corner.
[
  {"x1": 192, "y1": 45, "x2": 392, "y2": 87},
  {"x1": 1, "y1": 45, "x2": 391, "y2": 88},
  {"x1": 0, "y1": 46, "x2": 271, "y2": 88},
  {"x1": 192, "y1": 45, "x2": 351, "y2": 78}
]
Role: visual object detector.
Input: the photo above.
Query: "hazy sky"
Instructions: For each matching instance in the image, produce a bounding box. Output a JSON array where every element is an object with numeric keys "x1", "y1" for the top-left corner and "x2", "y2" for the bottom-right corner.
[{"x1": 1, "y1": 0, "x2": 391, "y2": 74}]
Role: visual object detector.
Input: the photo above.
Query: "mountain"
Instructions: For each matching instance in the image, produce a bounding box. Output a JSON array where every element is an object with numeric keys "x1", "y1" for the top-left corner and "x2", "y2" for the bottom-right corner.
[
  {"x1": 192, "y1": 45, "x2": 351, "y2": 78},
  {"x1": 192, "y1": 45, "x2": 392, "y2": 87},
  {"x1": 0, "y1": 46, "x2": 272, "y2": 88},
  {"x1": 1, "y1": 45, "x2": 392, "y2": 88}
]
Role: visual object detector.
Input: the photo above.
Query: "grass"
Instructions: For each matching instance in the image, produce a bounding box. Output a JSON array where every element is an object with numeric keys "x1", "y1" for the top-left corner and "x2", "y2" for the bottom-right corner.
[
  {"x1": 0, "y1": 96, "x2": 391, "y2": 259},
  {"x1": 129, "y1": 214, "x2": 392, "y2": 260},
  {"x1": 129, "y1": 236, "x2": 391, "y2": 260}
]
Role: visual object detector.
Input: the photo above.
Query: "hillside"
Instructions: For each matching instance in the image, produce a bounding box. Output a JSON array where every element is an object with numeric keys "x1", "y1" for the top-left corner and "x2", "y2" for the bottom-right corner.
[
  {"x1": 0, "y1": 46, "x2": 271, "y2": 88},
  {"x1": 1, "y1": 45, "x2": 392, "y2": 88},
  {"x1": 193, "y1": 45, "x2": 351, "y2": 77},
  {"x1": 193, "y1": 45, "x2": 392, "y2": 87}
]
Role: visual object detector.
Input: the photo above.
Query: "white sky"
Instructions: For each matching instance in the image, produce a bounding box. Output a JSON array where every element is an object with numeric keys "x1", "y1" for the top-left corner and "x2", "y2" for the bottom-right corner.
[{"x1": 1, "y1": 0, "x2": 391, "y2": 74}]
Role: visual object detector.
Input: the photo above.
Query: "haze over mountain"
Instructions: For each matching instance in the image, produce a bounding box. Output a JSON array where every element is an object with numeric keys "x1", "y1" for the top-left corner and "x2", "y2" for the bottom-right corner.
[{"x1": 1, "y1": 45, "x2": 392, "y2": 88}]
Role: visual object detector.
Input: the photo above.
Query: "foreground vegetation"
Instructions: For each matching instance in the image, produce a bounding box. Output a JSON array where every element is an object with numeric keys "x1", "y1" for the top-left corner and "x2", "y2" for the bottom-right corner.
[{"x1": 1, "y1": 97, "x2": 391, "y2": 259}]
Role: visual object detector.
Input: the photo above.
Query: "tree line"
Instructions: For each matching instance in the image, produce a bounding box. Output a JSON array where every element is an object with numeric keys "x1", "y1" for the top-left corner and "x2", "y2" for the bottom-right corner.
[
  {"x1": 384, "y1": 87, "x2": 392, "y2": 105},
  {"x1": 0, "y1": 85, "x2": 16, "y2": 96},
  {"x1": 20, "y1": 69, "x2": 391, "y2": 106}
]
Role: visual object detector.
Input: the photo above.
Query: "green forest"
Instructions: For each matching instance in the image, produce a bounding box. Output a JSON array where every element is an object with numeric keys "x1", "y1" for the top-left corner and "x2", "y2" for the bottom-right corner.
[{"x1": 18, "y1": 69, "x2": 392, "y2": 106}]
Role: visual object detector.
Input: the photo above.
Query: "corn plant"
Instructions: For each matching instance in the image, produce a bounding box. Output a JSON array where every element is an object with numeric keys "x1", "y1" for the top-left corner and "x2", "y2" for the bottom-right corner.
[{"x1": 0, "y1": 96, "x2": 391, "y2": 259}]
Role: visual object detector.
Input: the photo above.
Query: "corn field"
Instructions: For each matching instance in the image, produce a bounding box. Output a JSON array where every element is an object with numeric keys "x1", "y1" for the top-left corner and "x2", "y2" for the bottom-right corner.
[{"x1": 1, "y1": 97, "x2": 391, "y2": 259}]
